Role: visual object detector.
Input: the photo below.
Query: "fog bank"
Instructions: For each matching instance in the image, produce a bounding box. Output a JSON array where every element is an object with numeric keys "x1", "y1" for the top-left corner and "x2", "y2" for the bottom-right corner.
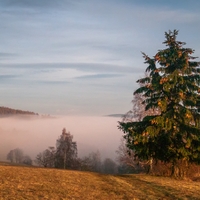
[{"x1": 0, "y1": 115, "x2": 123, "y2": 162}]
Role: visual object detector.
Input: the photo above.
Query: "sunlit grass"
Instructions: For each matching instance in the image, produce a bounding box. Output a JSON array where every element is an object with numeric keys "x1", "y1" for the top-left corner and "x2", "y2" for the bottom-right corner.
[{"x1": 0, "y1": 163, "x2": 200, "y2": 200}]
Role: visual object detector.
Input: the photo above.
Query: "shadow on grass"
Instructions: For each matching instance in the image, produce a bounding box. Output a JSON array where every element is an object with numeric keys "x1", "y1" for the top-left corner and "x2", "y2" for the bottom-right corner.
[{"x1": 116, "y1": 174, "x2": 196, "y2": 200}]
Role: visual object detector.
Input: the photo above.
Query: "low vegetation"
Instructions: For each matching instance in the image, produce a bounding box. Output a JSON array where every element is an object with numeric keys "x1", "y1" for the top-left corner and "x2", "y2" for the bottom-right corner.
[{"x1": 1, "y1": 163, "x2": 200, "y2": 200}]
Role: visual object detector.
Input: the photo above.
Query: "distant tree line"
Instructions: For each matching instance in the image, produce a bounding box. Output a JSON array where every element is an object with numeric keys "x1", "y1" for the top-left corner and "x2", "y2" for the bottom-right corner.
[
  {"x1": 35, "y1": 128, "x2": 118, "y2": 174},
  {"x1": 80, "y1": 150, "x2": 118, "y2": 174},
  {"x1": 6, "y1": 127, "x2": 158, "y2": 175},
  {"x1": 0, "y1": 106, "x2": 38, "y2": 115},
  {"x1": 7, "y1": 148, "x2": 32, "y2": 165}
]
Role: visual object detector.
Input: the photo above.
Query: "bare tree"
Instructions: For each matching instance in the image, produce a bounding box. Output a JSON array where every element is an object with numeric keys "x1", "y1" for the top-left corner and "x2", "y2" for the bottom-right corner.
[
  {"x1": 35, "y1": 147, "x2": 55, "y2": 167},
  {"x1": 22, "y1": 155, "x2": 32, "y2": 165},
  {"x1": 7, "y1": 148, "x2": 32, "y2": 165},
  {"x1": 116, "y1": 138, "x2": 136, "y2": 168},
  {"x1": 81, "y1": 150, "x2": 102, "y2": 172},
  {"x1": 120, "y1": 75, "x2": 161, "y2": 173},
  {"x1": 102, "y1": 158, "x2": 118, "y2": 174},
  {"x1": 116, "y1": 138, "x2": 144, "y2": 173},
  {"x1": 7, "y1": 150, "x2": 15, "y2": 163},
  {"x1": 7, "y1": 148, "x2": 24, "y2": 164},
  {"x1": 123, "y1": 74, "x2": 160, "y2": 123},
  {"x1": 55, "y1": 128, "x2": 78, "y2": 169}
]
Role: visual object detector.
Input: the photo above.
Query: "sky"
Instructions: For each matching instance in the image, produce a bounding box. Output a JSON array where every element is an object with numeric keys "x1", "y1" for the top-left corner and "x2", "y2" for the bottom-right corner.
[{"x1": 1, "y1": 0, "x2": 200, "y2": 116}]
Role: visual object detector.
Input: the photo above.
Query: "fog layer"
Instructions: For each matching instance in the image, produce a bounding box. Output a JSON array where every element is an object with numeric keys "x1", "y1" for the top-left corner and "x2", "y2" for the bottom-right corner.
[{"x1": 0, "y1": 115, "x2": 122, "y2": 161}]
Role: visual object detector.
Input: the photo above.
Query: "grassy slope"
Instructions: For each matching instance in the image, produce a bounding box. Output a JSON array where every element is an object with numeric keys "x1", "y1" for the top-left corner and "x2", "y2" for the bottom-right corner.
[{"x1": 1, "y1": 164, "x2": 200, "y2": 200}]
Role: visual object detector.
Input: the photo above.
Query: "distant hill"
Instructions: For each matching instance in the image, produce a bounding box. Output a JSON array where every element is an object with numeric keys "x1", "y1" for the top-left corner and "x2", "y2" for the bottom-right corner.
[
  {"x1": 106, "y1": 114, "x2": 124, "y2": 118},
  {"x1": 0, "y1": 106, "x2": 38, "y2": 116}
]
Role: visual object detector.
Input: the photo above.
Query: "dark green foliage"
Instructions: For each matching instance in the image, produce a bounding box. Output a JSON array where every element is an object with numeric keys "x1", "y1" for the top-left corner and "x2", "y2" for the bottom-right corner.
[{"x1": 119, "y1": 30, "x2": 200, "y2": 177}]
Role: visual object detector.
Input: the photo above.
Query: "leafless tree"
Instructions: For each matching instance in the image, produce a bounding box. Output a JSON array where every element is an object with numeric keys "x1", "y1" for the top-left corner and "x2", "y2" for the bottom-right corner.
[
  {"x1": 102, "y1": 158, "x2": 118, "y2": 174},
  {"x1": 81, "y1": 150, "x2": 102, "y2": 172},
  {"x1": 120, "y1": 74, "x2": 161, "y2": 173},
  {"x1": 22, "y1": 155, "x2": 32, "y2": 165},
  {"x1": 7, "y1": 148, "x2": 32, "y2": 165},
  {"x1": 7, "y1": 148, "x2": 24, "y2": 164},
  {"x1": 123, "y1": 74, "x2": 160, "y2": 123},
  {"x1": 35, "y1": 147, "x2": 55, "y2": 167},
  {"x1": 55, "y1": 128, "x2": 78, "y2": 169}
]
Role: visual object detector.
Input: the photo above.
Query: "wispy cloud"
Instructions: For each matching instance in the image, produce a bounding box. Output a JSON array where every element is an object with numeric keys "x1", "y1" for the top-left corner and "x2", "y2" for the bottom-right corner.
[
  {"x1": 36, "y1": 80, "x2": 71, "y2": 85},
  {"x1": 0, "y1": 0, "x2": 200, "y2": 115},
  {"x1": 0, "y1": 62, "x2": 136, "y2": 74},
  {"x1": 0, "y1": 52, "x2": 18, "y2": 60},
  {"x1": 0, "y1": 75, "x2": 18, "y2": 79},
  {"x1": 76, "y1": 73, "x2": 123, "y2": 80},
  {"x1": 0, "y1": 0, "x2": 75, "y2": 10}
]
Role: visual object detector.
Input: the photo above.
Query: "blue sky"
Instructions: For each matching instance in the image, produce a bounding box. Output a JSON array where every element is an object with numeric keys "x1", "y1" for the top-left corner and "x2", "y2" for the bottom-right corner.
[{"x1": 1, "y1": 0, "x2": 200, "y2": 116}]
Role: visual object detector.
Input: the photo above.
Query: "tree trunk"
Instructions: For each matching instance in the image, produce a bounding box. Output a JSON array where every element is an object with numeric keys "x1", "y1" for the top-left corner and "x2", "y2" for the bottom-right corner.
[
  {"x1": 171, "y1": 162, "x2": 179, "y2": 178},
  {"x1": 171, "y1": 160, "x2": 189, "y2": 178},
  {"x1": 147, "y1": 157, "x2": 153, "y2": 174},
  {"x1": 64, "y1": 150, "x2": 66, "y2": 169}
]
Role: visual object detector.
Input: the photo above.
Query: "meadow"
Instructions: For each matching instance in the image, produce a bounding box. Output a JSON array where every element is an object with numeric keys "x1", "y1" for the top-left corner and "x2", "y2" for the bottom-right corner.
[{"x1": 1, "y1": 163, "x2": 200, "y2": 200}]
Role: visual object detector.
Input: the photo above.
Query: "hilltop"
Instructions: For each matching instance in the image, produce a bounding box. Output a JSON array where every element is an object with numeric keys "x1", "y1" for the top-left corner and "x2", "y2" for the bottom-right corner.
[
  {"x1": 1, "y1": 163, "x2": 200, "y2": 200},
  {"x1": 0, "y1": 106, "x2": 38, "y2": 116}
]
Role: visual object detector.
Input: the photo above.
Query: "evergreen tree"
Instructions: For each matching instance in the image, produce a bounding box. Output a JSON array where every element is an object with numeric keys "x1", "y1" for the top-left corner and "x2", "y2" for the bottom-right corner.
[{"x1": 119, "y1": 30, "x2": 200, "y2": 177}]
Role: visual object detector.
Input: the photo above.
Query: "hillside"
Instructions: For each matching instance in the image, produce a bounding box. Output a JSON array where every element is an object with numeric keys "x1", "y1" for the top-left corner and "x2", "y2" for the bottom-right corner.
[
  {"x1": 0, "y1": 106, "x2": 38, "y2": 116},
  {"x1": 1, "y1": 163, "x2": 200, "y2": 200}
]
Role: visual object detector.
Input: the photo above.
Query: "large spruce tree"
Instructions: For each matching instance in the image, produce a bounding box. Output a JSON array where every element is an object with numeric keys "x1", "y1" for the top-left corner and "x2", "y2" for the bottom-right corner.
[{"x1": 119, "y1": 30, "x2": 200, "y2": 177}]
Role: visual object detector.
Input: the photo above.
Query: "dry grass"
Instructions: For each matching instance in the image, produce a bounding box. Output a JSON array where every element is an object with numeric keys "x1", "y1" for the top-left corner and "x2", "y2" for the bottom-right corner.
[{"x1": 1, "y1": 163, "x2": 200, "y2": 200}]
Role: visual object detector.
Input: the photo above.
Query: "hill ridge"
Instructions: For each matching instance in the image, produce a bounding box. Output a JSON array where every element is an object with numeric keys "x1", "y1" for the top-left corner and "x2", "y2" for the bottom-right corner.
[{"x1": 0, "y1": 106, "x2": 38, "y2": 115}]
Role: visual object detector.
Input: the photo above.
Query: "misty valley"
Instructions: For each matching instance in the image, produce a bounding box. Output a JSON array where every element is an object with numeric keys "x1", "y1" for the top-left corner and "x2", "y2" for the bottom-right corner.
[
  {"x1": 1, "y1": 20, "x2": 200, "y2": 199},
  {"x1": 0, "y1": 107, "x2": 125, "y2": 174}
]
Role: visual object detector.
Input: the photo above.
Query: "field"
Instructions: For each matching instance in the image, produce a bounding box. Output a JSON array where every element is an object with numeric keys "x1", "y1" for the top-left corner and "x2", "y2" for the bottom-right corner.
[{"x1": 1, "y1": 163, "x2": 200, "y2": 200}]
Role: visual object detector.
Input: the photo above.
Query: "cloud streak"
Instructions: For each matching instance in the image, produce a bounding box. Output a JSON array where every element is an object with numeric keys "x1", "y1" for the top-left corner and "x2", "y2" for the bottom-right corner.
[{"x1": 75, "y1": 74, "x2": 124, "y2": 80}]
